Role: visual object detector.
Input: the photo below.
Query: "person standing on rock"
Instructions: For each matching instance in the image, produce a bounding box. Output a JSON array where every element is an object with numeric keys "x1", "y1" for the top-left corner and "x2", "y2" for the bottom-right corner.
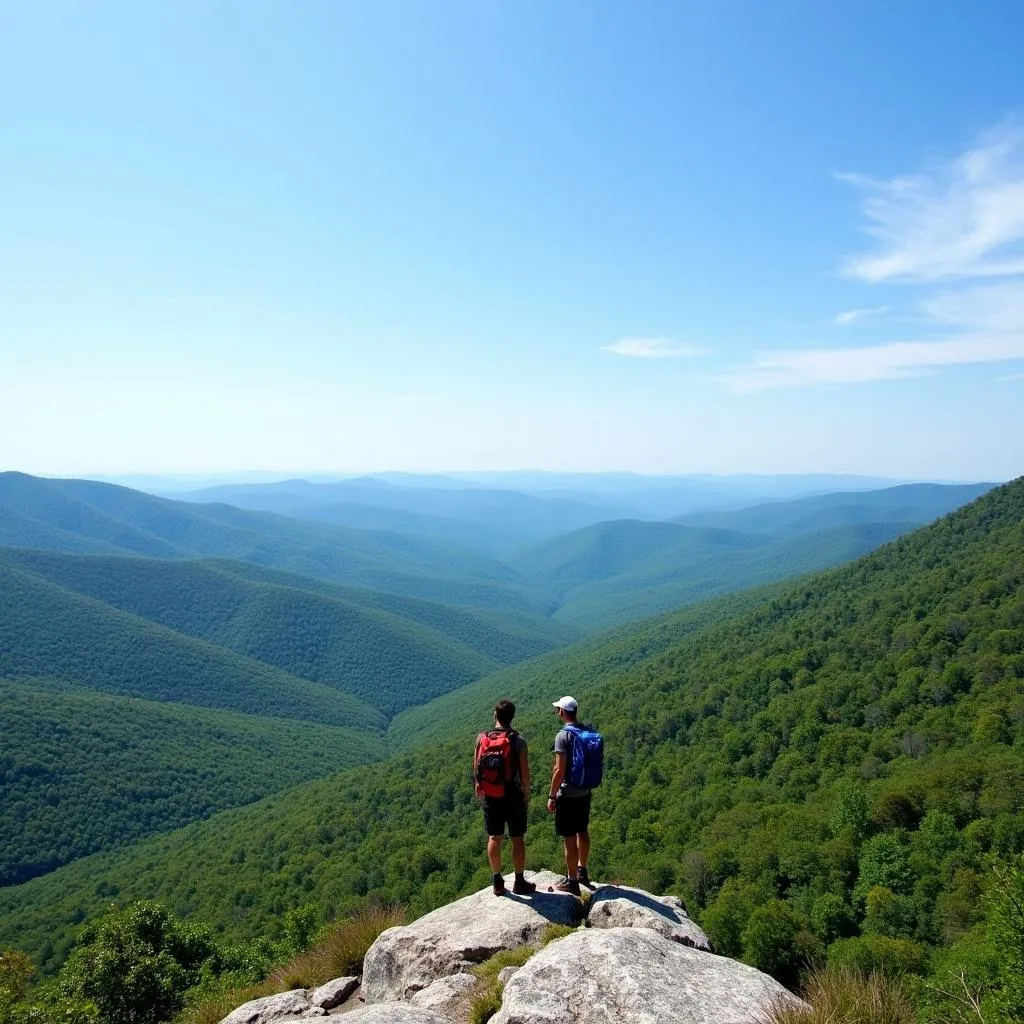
[
  {"x1": 474, "y1": 698, "x2": 537, "y2": 897},
  {"x1": 547, "y1": 695, "x2": 600, "y2": 896}
]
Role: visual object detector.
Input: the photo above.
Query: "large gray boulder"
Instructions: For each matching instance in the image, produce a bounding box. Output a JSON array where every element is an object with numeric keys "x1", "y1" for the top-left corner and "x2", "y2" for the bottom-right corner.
[
  {"x1": 339, "y1": 1007, "x2": 453, "y2": 1023},
  {"x1": 217, "y1": 990, "x2": 324, "y2": 1024},
  {"x1": 310, "y1": 976, "x2": 360, "y2": 1010},
  {"x1": 363, "y1": 871, "x2": 582, "y2": 1003},
  {"x1": 587, "y1": 884, "x2": 713, "y2": 951},
  {"x1": 491, "y1": 927, "x2": 804, "y2": 1024},
  {"x1": 408, "y1": 973, "x2": 479, "y2": 1015}
]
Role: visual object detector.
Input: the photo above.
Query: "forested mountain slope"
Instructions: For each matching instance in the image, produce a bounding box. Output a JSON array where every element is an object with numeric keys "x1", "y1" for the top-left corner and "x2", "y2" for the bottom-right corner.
[
  {"x1": 0, "y1": 550, "x2": 574, "y2": 716},
  {"x1": 0, "y1": 682, "x2": 377, "y2": 887},
  {"x1": 0, "y1": 473, "x2": 544, "y2": 612},
  {"x1": 514, "y1": 518, "x2": 914, "y2": 629},
  {"x1": 3, "y1": 477, "x2": 1020, "y2": 982},
  {"x1": 674, "y1": 481, "x2": 994, "y2": 535},
  {"x1": 0, "y1": 554, "x2": 384, "y2": 730},
  {"x1": 171, "y1": 478, "x2": 632, "y2": 547}
]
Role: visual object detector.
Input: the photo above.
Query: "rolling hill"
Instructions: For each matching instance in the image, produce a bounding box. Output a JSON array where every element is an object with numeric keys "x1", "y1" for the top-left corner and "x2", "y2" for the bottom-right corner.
[
  {"x1": 0, "y1": 681, "x2": 378, "y2": 887},
  {"x1": 673, "y1": 481, "x2": 995, "y2": 535},
  {"x1": 0, "y1": 473, "x2": 544, "y2": 613},
  {"x1": 2, "y1": 476, "x2": 1020, "y2": 988},
  {"x1": 0, "y1": 553, "x2": 384, "y2": 730},
  {"x1": 509, "y1": 518, "x2": 918, "y2": 629},
  {"x1": 0, "y1": 550, "x2": 577, "y2": 716},
  {"x1": 168, "y1": 477, "x2": 634, "y2": 549}
]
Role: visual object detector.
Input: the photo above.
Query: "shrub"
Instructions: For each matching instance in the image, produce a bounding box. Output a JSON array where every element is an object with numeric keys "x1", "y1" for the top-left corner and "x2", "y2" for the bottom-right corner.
[
  {"x1": 826, "y1": 935, "x2": 929, "y2": 977},
  {"x1": 854, "y1": 834, "x2": 913, "y2": 907},
  {"x1": 742, "y1": 900, "x2": 816, "y2": 989},
  {"x1": 762, "y1": 966, "x2": 915, "y2": 1024},
  {"x1": 177, "y1": 903, "x2": 405, "y2": 1024},
  {"x1": 270, "y1": 901, "x2": 405, "y2": 989},
  {"x1": 58, "y1": 902, "x2": 218, "y2": 1024},
  {"x1": 863, "y1": 886, "x2": 914, "y2": 939},
  {"x1": 810, "y1": 894, "x2": 853, "y2": 945},
  {"x1": 987, "y1": 856, "x2": 1024, "y2": 1021},
  {"x1": 702, "y1": 879, "x2": 757, "y2": 958}
]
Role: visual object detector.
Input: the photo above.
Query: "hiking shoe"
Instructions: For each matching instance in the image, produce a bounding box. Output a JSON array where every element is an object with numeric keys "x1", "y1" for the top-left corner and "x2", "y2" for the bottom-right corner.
[
  {"x1": 552, "y1": 876, "x2": 581, "y2": 897},
  {"x1": 493, "y1": 876, "x2": 506, "y2": 896},
  {"x1": 578, "y1": 866, "x2": 593, "y2": 888},
  {"x1": 512, "y1": 876, "x2": 536, "y2": 895}
]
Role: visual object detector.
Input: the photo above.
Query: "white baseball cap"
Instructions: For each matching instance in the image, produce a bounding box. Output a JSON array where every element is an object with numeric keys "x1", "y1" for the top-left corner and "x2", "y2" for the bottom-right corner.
[{"x1": 552, "y1": 696, "x2": 578, "y2": 713}]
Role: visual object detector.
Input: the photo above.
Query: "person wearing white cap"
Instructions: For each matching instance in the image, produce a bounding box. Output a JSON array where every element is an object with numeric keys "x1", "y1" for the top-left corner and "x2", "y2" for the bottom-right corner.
[{"x1": 546, "y1": 695, "x2": 592, "y2": 896}]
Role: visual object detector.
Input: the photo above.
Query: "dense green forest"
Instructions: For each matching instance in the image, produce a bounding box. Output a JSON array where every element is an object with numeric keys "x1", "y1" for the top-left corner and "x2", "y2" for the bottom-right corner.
[
  {"x1": 0, "y1": 682, "x2": 378, "y2": 886},
  {"x1": 0, "y1": 551, "x2": 576, "y2": 717},
  {"x1": 1, "y1": 473, "x2": 990, "y2": 632},
  {"x1": 673, "y1": 482, "x2": 994, "y2": 535},
  {"x1": 0, "y1": 555, "x2": 383, "y2": 729},
  {"x1": 0, "y1": 473, "x2": 546, "y2": 613},
  {"x1": 513, "y1": 517, "x2": 913, "y2": 629},
  {"x1": 2, "y1": 477, "x2": 1020, "y2": 1020}
]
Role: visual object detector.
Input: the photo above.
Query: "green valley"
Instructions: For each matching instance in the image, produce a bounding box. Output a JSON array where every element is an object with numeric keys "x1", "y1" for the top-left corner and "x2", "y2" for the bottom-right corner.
[{"x1": 1, "y1": 475, "x2": 1020, "y2": 1022}]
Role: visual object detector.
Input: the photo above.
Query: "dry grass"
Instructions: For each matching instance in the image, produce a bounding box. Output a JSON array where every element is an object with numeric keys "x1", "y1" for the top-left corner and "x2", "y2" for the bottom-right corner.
[
  {"x1": 176, "y1": 903, "x2": 405, "y2": 1024},
  {"x1": 763, "y1": 967, "x2": 917, "y2": 1024},
  {"x1": 270, "y1": 902, "x2": 406, "y2": 989}
]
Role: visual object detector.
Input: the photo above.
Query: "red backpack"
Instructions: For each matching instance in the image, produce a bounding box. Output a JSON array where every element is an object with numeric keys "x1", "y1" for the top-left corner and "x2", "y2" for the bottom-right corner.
[{"x1": 475, "y1": 729, "x2": 517, "y2": 797}]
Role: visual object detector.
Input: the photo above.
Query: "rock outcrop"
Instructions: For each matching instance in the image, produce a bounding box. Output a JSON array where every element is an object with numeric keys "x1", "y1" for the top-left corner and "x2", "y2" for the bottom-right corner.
[
  {"x1": 341, "y1": 1008, "x2": 453, "y2": 1023},
  {"x1": 586, "y1": 884, "x2": 713, "y2": 951},
  {"x1": 310, "y1": 977, "x2": 360, "y2": 1010},
  {"x1": 219, "y1": 875, "x2": 804, "y2": 1024},
  {"x1": 219, "y1": 990, "x2": 325, "y2": 1024},
  {"x1": 408, "y1": 974, "x2": 479, "y2": 1016},
  {"x1": 362, "y1": 871, "x2": 582, "y2": 1003},
  {"x1": 492, "y1": 927, "x2": 801, "y2": 1024}
]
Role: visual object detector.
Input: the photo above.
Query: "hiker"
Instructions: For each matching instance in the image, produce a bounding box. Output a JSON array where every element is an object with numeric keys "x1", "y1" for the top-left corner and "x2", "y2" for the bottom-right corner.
[
  {"x1": 547, "y1": 695, "x2": 602, "y2": 896},
  {"x1": 474, "y1": 698, "x2": 537, "y2": 896}
]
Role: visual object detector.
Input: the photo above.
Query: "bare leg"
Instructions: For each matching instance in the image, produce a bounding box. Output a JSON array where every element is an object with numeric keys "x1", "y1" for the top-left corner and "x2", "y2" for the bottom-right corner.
[
  {"x1": 487, "y1": 836, "x2": 503, "y2": 874},
  {"x1": 511, "y1": 835, "x2": 526, "y2": 873},
  {"x1": 563, "y1": 835, "x2": 579, "y2": 880},
  {"x1": 576, "y1": 831, "x2": 590, "y2": 870}
]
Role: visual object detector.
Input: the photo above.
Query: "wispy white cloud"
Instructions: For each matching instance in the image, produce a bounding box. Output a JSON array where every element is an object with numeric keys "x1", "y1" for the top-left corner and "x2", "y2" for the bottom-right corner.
[
  {"x1": 839, "y1": 122, "x2": 1024, "y2": 282},
  {"x1": 728, "y1": 125, "x2": 1024, "y2": 391},
  {"x1": 728, "y1": 332, "x2": 1024, "y2": 392},
  {"x1": 602, "y1": 337, "x2": 708, "y2": 358},
  {"x1": 834, "y1": 306, "x2": 890, "y2": 325}
]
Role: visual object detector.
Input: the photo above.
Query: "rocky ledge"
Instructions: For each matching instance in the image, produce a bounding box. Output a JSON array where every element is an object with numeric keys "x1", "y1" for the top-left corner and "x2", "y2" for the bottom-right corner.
[{"x1": 218, "y1": 871, "x2": 804, "y2": 1024}]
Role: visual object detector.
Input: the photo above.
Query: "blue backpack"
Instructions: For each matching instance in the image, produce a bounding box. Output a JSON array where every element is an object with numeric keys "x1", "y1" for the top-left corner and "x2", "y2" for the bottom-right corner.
[{"x1": 564, "y1": 724, "x2": 604, "y2": 789}]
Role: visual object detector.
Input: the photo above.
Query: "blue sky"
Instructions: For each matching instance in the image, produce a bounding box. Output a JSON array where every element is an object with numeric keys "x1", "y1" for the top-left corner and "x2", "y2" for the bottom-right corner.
[{"x1": 2, "y1": 1, "x2": 1022, "y2": 479}]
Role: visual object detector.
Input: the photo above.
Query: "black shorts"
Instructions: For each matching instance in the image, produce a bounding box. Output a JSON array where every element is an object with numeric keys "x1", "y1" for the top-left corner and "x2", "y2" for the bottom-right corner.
[
  {"x1": 554, "y1": 792, "x2": 592, "y2": 837},
  {"x1": 483, "y1": 794, "x2": 527, "y2": 838}
]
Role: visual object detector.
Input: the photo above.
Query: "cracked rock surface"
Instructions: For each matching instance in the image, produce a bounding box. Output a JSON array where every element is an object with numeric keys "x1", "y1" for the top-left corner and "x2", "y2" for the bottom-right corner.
[
  {"x1": 586, "y1": 884, "x2": 713, "y2": 951},
  {"x1": 362, "y1": 871, "x2": 582, "y2": 1003},
  {"x1": 490, "y1": 926, "x2": 804, "y2": 1024}
]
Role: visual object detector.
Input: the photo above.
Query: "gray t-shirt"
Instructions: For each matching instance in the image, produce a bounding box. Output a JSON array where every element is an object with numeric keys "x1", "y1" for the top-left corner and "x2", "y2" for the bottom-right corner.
[{"x1": 554, "y1": 727, "x2": 590, "y2": 799}]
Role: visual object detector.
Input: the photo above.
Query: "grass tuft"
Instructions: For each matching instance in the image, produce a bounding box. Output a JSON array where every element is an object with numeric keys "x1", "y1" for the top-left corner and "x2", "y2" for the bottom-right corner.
[
  {"x1": 468, "y1": 988, "x2": 503, "y2": 1024},
  {"x1": 763, "y1": 966, "x2": 916, "y2": 1024},
  {"x1": 540, "y1": 923, "x2": 575, "y2": 945},
  {"x1": 175, "y1": 903, "x2": 405, "y2": 1024}
]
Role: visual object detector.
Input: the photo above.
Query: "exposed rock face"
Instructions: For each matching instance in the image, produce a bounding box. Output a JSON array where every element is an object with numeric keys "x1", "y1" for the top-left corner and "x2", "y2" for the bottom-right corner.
[
  {"x1": 340, "y1": 1007, "x2": 453, "y2": 1023},
  {"x1": 310, "y1": 976, "x2": 360, "y2": 1010},
  {"x1": 587, "y1": 884, "x2": 713, "y2": 951},
  {"x1": 362, "y1": 871, "x2": 583, "y2": 1003},
  {"x1": 218, "y1": 989, "x2": 324, "y2": 1024},
  {"x1": 491, "y1": 927, "x2": 803, "y2": 1024},
  {"x1": 408, "y1": 974, "x2": 479, "y2": 1015},
  {"x1": 496, "y1": 966, "x2": 520, "y2": 986}
]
